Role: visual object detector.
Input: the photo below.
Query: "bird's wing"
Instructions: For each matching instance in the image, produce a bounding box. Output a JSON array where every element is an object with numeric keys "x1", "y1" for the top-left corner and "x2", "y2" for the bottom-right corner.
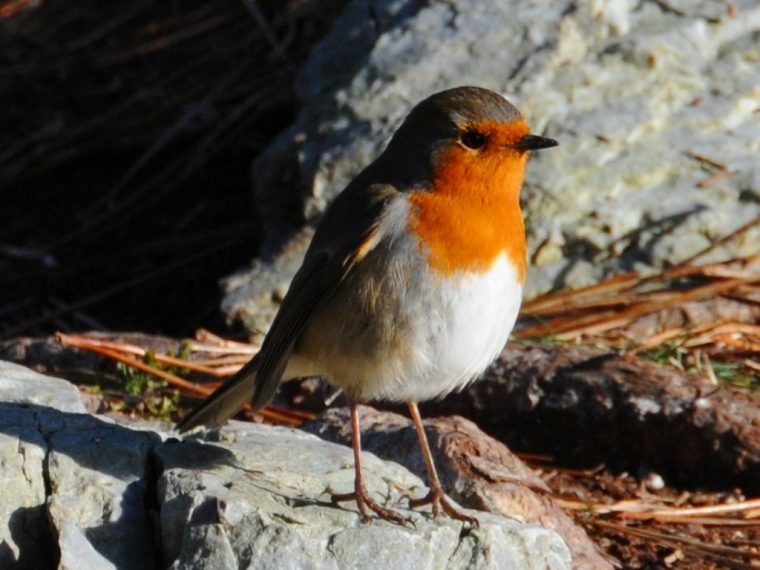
[
  {"x1": 175, "y1": 251, "x2": 328, "y2": 431},
  {"x1": 175, "y1": 355, "x2": 260, "y2": 431},
  {"x1": 176, "y1": 183, "x2": 398, "y2": 432}
]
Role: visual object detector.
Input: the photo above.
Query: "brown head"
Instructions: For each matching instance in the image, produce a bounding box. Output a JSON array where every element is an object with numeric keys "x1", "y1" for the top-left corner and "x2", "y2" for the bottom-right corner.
[
  {"x1": 379, "y1": 86, "x2": 557, "y2": 185},
  {"x1": 380, "y1": 86, "x2": 557, "y2": 281}
]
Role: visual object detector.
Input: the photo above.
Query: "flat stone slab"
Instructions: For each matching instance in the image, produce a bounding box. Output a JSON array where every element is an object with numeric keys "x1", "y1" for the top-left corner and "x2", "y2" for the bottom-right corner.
[{"x1": 158, "y1": 423, "x2": 572, "y2": 570}]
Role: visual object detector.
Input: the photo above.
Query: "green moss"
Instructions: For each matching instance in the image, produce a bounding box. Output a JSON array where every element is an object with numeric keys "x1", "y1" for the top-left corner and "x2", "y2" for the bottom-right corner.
[{"x1": 115, "y1": 358, "x2": 181, "y2": 419}]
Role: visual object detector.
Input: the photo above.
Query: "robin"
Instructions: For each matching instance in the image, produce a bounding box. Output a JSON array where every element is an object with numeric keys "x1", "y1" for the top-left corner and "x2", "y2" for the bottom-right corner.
[{"x1": 177, "y1": 86, "x2": 558, "y2": 525}]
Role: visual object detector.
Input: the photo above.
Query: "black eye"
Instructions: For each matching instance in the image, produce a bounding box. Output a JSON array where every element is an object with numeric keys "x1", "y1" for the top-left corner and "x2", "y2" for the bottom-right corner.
[{"x1": 461, "y1": 130, "x2": 486, "y2": 149}]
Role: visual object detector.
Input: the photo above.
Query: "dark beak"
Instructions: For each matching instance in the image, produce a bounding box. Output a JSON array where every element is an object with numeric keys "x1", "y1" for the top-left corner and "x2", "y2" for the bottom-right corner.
[{"x1": 513, "y1": 134, "x2": 559, "y2": 152}]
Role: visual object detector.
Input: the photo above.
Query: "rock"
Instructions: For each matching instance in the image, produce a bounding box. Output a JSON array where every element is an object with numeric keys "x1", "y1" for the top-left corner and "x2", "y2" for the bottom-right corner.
[
  {"x1": 223, "y1": 0, "x2": 760, "y2": 337},
  {"x1": 0, "y1": 360, "x2": 161, "y2": 570},
  {"x1": 0, "y1": 359, "x2": 86, "y2": 413},
  {"x1": 305, "y1": 407, "x2": 612, "y2": 570},
  {"x1": 0, "y1": 362, "x2": 89, "y2": 568},
  {"x1": 157, "y1": 422, "x2": 572, "y2": 570},
  {"x1": 45, "y1": 413, "x2": 161, "y2": 570},
  {"x1": 0, "y1": 360, "x2": 579, "y2": 569},
  {"x1": 0, "y1": 404, "x2": 52, "y2": 569}
]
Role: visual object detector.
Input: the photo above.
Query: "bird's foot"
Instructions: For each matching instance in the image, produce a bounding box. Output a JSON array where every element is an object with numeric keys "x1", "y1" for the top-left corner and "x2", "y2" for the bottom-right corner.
[
  {"x1": 332, "y1": 482, "x2": 412, "y2": 525},
  {"x1": 408, "y1": 486, "x2": 479, "y2": 527}
]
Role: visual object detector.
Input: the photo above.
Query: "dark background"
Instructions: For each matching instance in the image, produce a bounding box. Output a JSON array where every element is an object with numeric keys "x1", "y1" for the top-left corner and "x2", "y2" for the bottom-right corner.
[{"x1": 0, "y1": 0, "x2": 344, "y2": 340}]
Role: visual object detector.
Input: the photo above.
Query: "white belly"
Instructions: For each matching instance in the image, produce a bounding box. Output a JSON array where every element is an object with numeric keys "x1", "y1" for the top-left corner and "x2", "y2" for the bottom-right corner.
[
  {"x1": 402, "y1": 254, "x2": 523, "y2": 401},
  {"x1": 288, "y1": 248, "x2": 522, "y2": 403}
]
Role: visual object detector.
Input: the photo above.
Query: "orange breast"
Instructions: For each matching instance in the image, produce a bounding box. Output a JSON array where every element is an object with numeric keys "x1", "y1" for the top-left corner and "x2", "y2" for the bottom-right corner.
[{"x1": 408, "y1": 121, "x2": 529, "y2": 282}]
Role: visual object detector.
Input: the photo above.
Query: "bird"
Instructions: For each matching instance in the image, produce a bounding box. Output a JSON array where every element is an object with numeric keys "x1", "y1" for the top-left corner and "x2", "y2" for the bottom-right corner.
[{"x1": 177, "y1": 85, "x2": 558, "y2": 525}]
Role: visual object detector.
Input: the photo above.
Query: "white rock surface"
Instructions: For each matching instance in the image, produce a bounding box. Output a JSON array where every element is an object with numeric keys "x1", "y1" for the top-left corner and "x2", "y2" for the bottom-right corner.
[
  {"x1": 0, "y1": 361, "x2": 161, "y2": 570},
  {"x1": 45, "y1": 414, "x2": 160, "y2": 570},
  {"x1": 0, "y1": 360, "x2": 577, "y2": 569},
  {"x1": 0, "y1": 404, "x2": 51, "y2": 569},
  {"x1": 0, "y1": 360, "x2": 86, "y2": 568},
  {"x1": 0, "y1": 359, "x2": 86, "y2": 413},
  {"x1": 158, "y1": 422, "x2": 572, "y2": 570},
  {"x1": 223, "y1": 0, "x2": 760, "y2": 336}
]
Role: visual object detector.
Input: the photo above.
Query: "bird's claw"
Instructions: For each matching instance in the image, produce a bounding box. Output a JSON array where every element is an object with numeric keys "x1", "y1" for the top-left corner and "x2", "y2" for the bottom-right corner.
[
  {"x1": 332, "y1": 484, "x2": 412, "y2": 526},
  {"x1": 408, "y1": 488, "x2": 479, "y2": 527}
]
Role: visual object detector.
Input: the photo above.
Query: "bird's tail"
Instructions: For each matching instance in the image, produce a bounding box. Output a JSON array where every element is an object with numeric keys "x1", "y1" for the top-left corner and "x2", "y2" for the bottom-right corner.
[{"x1": 175, "y1": 353, "x2": 261, "y2": 432}]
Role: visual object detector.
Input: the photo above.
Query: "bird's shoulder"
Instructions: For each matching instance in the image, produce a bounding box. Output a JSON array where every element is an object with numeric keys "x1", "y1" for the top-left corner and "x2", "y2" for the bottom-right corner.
[{"x1": 306, "y1": 181, "x2": 405, "y2": 266}]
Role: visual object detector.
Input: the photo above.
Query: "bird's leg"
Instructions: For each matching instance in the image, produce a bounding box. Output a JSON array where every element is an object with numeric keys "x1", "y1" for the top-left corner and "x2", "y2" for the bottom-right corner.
[
  {"x1": 407, "y1": 402, "x2": 479, "y2": 526},
  {"x1": 331, "y1": 403, "x2": 411, "y2": 525}
]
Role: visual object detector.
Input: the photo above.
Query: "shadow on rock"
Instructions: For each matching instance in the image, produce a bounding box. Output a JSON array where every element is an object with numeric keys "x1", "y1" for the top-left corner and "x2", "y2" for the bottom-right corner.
[{"x1": 0, "y1": 401, "x2": 234, "y2": 570}]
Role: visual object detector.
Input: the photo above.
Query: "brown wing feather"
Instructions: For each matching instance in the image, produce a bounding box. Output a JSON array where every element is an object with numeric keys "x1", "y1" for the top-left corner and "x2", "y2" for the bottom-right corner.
[
  {"x1": 176, "y1": 251, "x2": 328, "y2": 431},
  {"x1": 176, "y1": 183, "x2": 400, "y2": 432}
]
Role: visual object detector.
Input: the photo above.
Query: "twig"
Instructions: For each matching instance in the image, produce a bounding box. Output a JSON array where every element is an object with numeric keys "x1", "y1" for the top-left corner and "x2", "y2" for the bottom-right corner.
[
  {"x1": 698, "y1": 168, "x2": 733, "y2": 189},
  {"x1": 83, "y1": 345, "x2": 216, "y2": 397},
  {"x1": 625, "y1": 327, "x2": 687, "y2": 355},
  {"x1": 678, "y1": 214, "x2": 760, "y2": 267},
  {"x1": 239, "y1": 0, "x2": 290, "y2": 63},
  {"x1": 622, "y1": 498, "x2": 760, "y2": 520},
  {"x1": 48, "y1": 64, "x2": 253, "y2": 250},
  {"x1": 684, "y1": 151, "x2": 728, "y2": 172},
  {"x1": 521, "y1": 273, "x2": 640, "y2": 316},
  {"x1": 93, "y1": 11, "x2": 237, "y2": 67},
  {"x1": 594, "y1": 519, "x2": 760, "y2": 567},
  {"x1": 59, "y1": 341, "x2": 305, "y2": 426},
  {"x1": 48, "y1": 297, "x2": 108, "y2": 330},
  {"x1": 68, "y1": 5, "x2": 144, "y2": 51},
  {"x1": 57, "y1": 333, "x2": 227, "y2": 376}
]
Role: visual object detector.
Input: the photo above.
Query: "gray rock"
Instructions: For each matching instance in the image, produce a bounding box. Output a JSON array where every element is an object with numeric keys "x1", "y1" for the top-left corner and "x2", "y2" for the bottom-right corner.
[
  {"x1": 0, "y1": 360, "x2": 160, "y2": 570},
  {"x1": 0, "y1": 360, "x2": 86, "y2": 568},
  {"x1": 0, "y1": 359, "x2": 86, "y2": 413},
  {"x1": 0, "y1": 360, "x2": 579, "y2": 568},
  {"x1": 157, "y1": 422, "x2": 572, "y2": 570},
  {"x1": 306, "y1": 407, "x2": 612, "y2": 570},
  {"x1": 45, "y1": 414, "x2": 161, "y2": 570},
  {"x1": 0, "y1": 404, "x2": 51, "y2": 569},
  {"x1": 223, "y1": 0, "x2": 760, "y2": 337}
]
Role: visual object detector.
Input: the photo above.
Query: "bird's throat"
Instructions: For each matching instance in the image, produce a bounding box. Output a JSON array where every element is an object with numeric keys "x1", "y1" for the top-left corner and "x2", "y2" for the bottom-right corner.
[{"x1": 408, "y1": 148, "x2": 528, "y2": 282}]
